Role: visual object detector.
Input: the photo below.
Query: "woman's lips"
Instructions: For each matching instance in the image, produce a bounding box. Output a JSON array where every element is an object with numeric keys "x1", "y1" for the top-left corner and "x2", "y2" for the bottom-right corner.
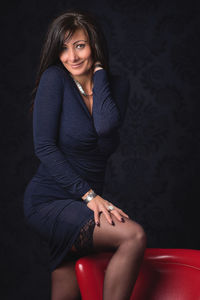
[{"x1": 71, "y1": 62, "x2": 84, "y2": 68}]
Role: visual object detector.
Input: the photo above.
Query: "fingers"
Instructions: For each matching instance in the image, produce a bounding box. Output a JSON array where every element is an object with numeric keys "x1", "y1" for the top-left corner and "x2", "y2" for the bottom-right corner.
[
  {"x1": 94, "y1": 208, "x2": 113, "y2": 226},
  {"x1": 94, "y1": 210, "x2": 100, "y2": 227},
  {"x1": 94, "y1": 60, "x2": 101, "y2": 65},
  {"x1": 102, "y1": 208, "x2": 114, "y2": 226},
  {"x1": 94, "y1": 206, "x2": 129, "y2": 227},
  {"x1": 113, "y1": 208, "x2": 130, "y2": 220},
  {"x1": 87, "y1": 196, "x2": 129, "y2": 227}
]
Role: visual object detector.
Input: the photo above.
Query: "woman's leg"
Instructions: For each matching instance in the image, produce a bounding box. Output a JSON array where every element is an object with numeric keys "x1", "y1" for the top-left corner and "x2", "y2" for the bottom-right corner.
[
  {"x1": 51, "y1": 256, "x2": 81, "y2": 300},
  {"x1": 92, "y1": 213, "x2": 147, "y2": 300},
  {"x1": 50, "y1": 218, "x2": 96, "y2": 300},
  {"x1": 51, "y1": 213, "x2": 146, "y2": 300}
]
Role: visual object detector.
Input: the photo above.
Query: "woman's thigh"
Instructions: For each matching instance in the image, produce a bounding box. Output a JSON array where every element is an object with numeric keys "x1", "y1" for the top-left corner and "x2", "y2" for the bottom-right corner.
[{"x1": 92, "y1": 212, "x2": 147, "y2": 253}]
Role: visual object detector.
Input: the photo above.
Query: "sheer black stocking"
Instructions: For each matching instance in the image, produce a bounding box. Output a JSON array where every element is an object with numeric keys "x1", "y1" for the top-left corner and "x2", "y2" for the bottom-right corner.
[
  {"x1": 92, "y1": 212, "x2": 147, "y2": 300},
  {"x1": 51, "y1": 213, "x2": 146, "y2": 300},
  {"x1": 102, "y1": 237, "x2": 146, "y2": 300},
  {"x1": 73, "y1": 218, "x2": 96, "y2": 256},
  {"x1": 51, "y1": 258, "x2": 81, "y2": 300},
  {"x1": 51, "y1": 219, "x2": 96, "y2": 300}
]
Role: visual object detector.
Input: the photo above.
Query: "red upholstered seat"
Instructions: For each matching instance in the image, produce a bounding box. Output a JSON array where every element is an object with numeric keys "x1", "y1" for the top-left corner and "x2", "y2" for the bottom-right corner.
[{"x1": 75, "y1": 248, "x2": 200, "y2": 300}]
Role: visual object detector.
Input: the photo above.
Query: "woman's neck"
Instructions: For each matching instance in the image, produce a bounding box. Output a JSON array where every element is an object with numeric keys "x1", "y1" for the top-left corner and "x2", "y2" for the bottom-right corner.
[{"x1": 71, "y1": 68, "x2": 93, "y2": 93}]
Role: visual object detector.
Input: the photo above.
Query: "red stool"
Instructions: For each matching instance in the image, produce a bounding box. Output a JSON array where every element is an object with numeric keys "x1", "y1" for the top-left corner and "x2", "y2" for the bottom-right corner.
[{"x1": 75, "y1": 248, "x2": 200, "y2": 300}]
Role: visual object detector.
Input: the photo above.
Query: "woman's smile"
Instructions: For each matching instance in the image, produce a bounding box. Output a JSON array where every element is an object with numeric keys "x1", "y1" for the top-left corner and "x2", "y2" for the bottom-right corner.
[{"x1": 70, "y1": 62, "x2": 84, "y2": 68}]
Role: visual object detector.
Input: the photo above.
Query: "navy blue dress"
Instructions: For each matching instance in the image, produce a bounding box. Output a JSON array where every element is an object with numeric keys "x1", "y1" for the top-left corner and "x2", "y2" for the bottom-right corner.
[{"x1": 23, "y1": 64, "x2": 130, "y2": 272}]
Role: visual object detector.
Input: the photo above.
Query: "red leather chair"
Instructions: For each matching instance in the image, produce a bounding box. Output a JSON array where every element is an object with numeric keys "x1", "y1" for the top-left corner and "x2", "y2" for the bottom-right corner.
[{"x1": 75, "y1": 248, "x2": 200, "y2": 300}]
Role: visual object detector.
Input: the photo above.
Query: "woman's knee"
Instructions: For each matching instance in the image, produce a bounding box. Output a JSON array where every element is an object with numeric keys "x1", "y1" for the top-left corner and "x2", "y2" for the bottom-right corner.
[
  {"x1": 122, "y1": 219, "x2": 147, "y2": 249},
  {"x1": 132, "y1": 226, "x2": 147, "y2": 251},
  {"x1": 92, "y1": 213, "x2": 146, "y2": 252}
]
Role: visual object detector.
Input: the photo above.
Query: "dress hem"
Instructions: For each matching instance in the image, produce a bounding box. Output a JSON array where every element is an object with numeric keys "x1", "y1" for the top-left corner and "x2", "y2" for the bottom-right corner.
[{"x1": 48, "y1": 211, "x2": 95, "y2": 272}]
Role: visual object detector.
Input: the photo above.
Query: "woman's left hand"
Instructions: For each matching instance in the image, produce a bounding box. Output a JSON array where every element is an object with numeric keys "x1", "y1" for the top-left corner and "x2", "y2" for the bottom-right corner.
[
  {"x1": 93, "y1": 61, "x2": 103, "y2": 73},
  {"x1": 86, "y1": 194, "x2": 129, "y2": 226}
]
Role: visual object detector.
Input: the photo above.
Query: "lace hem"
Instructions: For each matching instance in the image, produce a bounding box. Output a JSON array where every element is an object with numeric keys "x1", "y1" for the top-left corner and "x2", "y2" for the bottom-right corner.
[{"x1": 73, "y1": 218, "x2": 96, "y2": 255}]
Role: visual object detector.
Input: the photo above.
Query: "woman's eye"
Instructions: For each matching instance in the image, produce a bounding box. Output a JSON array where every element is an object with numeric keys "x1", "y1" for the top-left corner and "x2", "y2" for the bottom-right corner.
[
  {"x1": 61, "y1": 44, "x2": 85, "y2": 52},
  {"x1": 77, "y1": 44, "x2": 85, "y2": 49}
]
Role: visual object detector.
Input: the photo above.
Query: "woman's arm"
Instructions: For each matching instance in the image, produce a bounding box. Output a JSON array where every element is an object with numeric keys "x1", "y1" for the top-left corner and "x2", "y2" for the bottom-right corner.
[
  {"x1": 33, "y1": 66, "x2": 92, "y2": 198},
  {"x1": 92, "y1": 69, "x2": 130, "y2": 136}
]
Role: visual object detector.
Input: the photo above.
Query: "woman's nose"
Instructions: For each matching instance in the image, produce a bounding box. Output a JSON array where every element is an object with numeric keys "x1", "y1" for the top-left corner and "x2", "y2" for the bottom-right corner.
[{"x1": 68, "y1": 48, "x2": 78, "y2": 62}]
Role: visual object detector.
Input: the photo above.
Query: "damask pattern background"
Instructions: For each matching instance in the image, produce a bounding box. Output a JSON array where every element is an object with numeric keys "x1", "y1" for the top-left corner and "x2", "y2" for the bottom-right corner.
[{"x1": 1, "y1": 0, "x2": 200, "y2": 299}]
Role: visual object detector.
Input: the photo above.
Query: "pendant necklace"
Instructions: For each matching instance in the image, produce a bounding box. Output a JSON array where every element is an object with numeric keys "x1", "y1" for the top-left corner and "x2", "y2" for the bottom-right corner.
[{"x1": 70, "y1": 75, "x2": 93, "y2": 97}]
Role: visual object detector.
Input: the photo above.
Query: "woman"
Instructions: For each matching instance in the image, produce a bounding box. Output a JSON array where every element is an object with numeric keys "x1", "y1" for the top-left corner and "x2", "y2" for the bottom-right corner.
[{"x1": 23, "y1": 9, "x2": 147, "y2": 300}]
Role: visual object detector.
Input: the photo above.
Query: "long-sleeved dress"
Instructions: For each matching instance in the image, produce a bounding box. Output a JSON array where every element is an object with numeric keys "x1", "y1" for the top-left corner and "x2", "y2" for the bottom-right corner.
[{"x1": 23, "y1": 63, "x2": 130, "y2": 272}]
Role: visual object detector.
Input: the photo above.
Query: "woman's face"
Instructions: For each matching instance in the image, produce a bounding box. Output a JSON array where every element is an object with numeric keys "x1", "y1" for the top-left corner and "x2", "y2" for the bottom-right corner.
[{"x1": 59, "y1": 28, "x2": 94, "y2": 77}]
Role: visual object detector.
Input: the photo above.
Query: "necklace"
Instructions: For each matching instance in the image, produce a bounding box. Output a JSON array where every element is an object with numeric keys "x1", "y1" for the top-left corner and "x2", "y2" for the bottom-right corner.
[{"x1": 71, "y1": 76, "x2": 93, "y2": 97}]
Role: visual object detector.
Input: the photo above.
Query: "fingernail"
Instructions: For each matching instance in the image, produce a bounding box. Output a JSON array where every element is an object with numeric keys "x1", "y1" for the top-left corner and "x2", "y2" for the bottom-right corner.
[
  {"x1": 121, "y1": 218, "x2": 125, "y2": 222},
  {"x1": 112, "y1": 221, "x2": 115, "y2": 226}
]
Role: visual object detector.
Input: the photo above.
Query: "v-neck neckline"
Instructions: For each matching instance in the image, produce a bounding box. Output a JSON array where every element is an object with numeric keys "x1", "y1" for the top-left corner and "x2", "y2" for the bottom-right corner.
[{"x1": 69, "y1": 74, "x2": 93, "y2": 119}]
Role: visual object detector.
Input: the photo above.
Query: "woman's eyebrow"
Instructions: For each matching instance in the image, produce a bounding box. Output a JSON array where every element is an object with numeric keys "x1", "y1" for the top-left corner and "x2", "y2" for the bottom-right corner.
[
  {"x1": 63, "y1": 39, "x2": 87, "y2": 46},
  {"x1": 73, "y1": 39, "x2": 87, "y2": 44}
]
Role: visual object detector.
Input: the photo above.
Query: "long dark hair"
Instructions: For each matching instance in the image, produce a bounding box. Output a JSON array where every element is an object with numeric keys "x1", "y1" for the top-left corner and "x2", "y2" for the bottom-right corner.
[{"x1": 29, "y1": 8, "x2": 111, "y2": 114}]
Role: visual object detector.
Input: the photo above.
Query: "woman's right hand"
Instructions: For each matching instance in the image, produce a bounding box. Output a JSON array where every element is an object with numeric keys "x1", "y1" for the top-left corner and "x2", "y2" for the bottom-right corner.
[{"x1": 86, "y1": 194, "x2": 129, "y2": 226}]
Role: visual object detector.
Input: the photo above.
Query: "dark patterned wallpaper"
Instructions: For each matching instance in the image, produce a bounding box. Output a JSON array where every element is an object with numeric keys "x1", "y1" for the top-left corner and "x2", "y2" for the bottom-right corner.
[{"x1": 1, "y1": 0, "x2": 200, "y2": 299}]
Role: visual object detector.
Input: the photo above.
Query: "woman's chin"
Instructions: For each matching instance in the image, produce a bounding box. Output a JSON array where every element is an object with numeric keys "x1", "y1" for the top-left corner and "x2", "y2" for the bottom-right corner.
[{"x1": 70, "y1": 67, "x2": 93, "y2": 77}]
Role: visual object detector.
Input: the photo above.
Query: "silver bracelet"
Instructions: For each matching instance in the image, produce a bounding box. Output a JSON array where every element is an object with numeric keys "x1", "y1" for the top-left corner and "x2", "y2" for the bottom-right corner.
[{"x1": 83, "y1": 190, "x2": 97, "y2": 204}]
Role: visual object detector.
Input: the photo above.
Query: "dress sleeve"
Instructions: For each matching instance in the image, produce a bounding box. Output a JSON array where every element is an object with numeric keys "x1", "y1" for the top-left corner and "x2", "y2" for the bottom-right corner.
[
  {"x1": 92, "y1": 69, "x2": 130, "y2": 136},
  {"x1": 33, "y1": 66, "x2": 92, "y2": 198}
]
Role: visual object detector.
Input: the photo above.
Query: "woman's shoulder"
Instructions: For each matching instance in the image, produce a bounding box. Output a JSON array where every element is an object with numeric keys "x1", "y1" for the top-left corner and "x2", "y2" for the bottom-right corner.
[
  {"x1": 39, "y1": 64, "x2": 72, "y2": 90},
  {"x1": 43, "y1": 63, "x2": 70, "y2": 79}
]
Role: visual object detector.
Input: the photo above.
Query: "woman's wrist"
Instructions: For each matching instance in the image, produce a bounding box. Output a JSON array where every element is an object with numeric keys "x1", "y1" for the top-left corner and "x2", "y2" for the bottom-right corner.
[
  {"x1": 82, "y1": 188, "x2": 93, "y2": 200},
  {"x1": 93, "y1": 67, "x2": 103, "y2": 73},
  {"x1": 82, "y1": 189, "x2": 98, "y2": 203},
  {"x1": 93, "y1": 62, "x2": 103, "y2": 73}
]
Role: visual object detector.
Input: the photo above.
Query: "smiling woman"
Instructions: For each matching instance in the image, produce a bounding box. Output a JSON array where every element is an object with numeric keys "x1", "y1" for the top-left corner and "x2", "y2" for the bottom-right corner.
[
  {"x1": 24, "y1": 8, "x2": 146, "y2": 300},
  {"x1": 29, "y1": 9, "x2": 110, "y2": 114}
]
